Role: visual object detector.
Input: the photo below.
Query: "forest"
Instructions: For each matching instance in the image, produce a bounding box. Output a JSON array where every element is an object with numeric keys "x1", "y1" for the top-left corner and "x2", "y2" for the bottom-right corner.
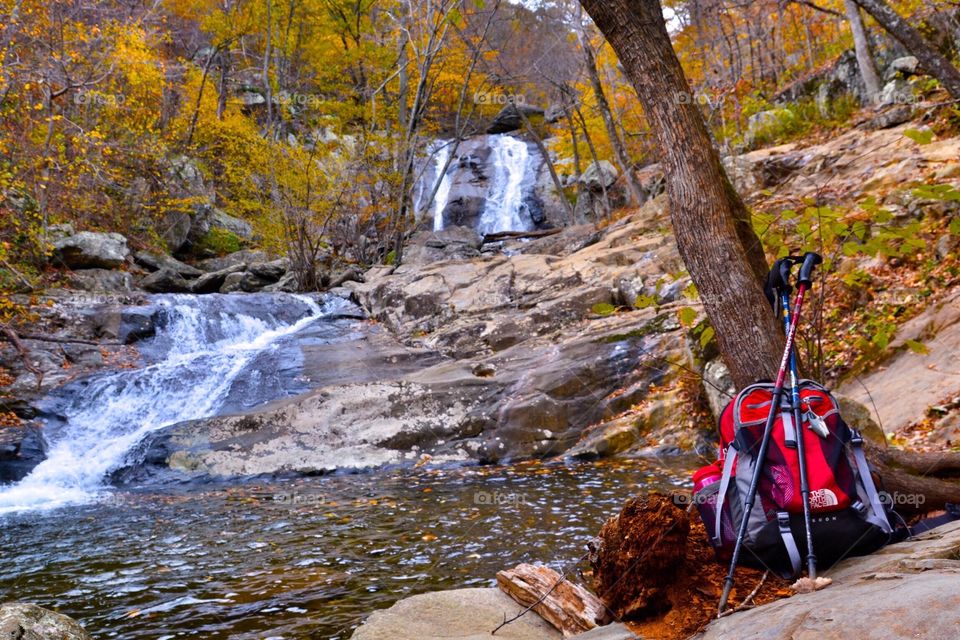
[{"x1": 1, "y1": 0, "x2": 960, "y2": 639}]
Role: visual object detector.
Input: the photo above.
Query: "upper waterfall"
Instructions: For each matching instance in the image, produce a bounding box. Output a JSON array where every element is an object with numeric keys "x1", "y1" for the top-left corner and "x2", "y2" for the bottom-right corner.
[{"x1": 416, "y1": 133, "x2": 550, "y2": 235}]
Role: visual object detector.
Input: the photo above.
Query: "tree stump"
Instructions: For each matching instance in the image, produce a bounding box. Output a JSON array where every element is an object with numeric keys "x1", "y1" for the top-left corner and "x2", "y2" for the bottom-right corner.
[{"x1": 589, "y1": 494, "x2": 690, "y2": 619}]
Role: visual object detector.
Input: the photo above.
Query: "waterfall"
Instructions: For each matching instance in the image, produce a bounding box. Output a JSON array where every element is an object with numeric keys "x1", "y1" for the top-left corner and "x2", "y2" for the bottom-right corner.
[
  {"x1": 0, "y1": 293, "x2": 332, "y2": 514},
  {"x1": 431, "y1": 141, "x2": 453, "y2": 231},
  {"x1": 477, "y1": 135, "x2": 533, "y2": 236},
  {"x1": 416, "y1": 134, "x2": 543, "y2": 235}
]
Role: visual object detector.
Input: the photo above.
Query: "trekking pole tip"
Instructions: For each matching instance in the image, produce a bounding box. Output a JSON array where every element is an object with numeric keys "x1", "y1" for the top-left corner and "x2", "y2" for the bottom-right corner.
[{"x1": 718, "y1": 578, "x2": 734, "y2": 615}]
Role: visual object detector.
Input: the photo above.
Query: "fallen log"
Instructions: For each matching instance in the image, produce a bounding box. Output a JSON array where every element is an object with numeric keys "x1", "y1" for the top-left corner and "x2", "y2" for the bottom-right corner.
[
  {"x1": 481, "y1": 228, "x2": 562, "y2": 244},
  {"x1": 865, "y1": 439, "x2": 960, "y2": 514},
  {"x1": 495, "y1": 563, "x2": 610, "y2": 636}
]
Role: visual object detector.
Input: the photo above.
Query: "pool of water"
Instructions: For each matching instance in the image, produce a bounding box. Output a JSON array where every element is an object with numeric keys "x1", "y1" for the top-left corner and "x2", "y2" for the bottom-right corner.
[{"x1": 0, "y1": 457, "x2": 696, "y2": 639}]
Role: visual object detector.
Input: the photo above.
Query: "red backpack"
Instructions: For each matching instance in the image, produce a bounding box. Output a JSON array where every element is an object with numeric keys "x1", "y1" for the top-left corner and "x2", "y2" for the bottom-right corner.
[{"x1": 692, "y1": 380, "x2": 893, "y2": 577}]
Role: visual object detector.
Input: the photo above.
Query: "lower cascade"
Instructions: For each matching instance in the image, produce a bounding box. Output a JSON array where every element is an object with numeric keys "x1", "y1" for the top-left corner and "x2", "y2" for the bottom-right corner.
[{"x1": 0, "y1": 293, "x2": 335, "y2": 514}]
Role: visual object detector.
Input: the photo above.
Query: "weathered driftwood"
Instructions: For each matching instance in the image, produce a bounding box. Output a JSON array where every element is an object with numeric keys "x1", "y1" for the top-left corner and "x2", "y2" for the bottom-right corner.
[
  {"x1": 481, "y1": 228, "x2": 562, "y2": 244},
  {"x1": 495, "y1": 563, "x2": 610, "y2": 636}
]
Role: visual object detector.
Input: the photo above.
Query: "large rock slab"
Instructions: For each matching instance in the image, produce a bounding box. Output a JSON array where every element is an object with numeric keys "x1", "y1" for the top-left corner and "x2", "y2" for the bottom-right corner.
[
  {"x1": 51, "y1": 231, "x2": 130, "y2": 269},
  {"x1": 0, "y1": 602, "x2": 92, "y2": 640},
  {"x1": 837, "y1": 290, "x2": 960, "y2": 437},
  {"x1": 350, "y1": 587, "x2": 561, "y2": 640},
  {"x1": 697, "y1": 521, "x2": 960, "y2": 639}
]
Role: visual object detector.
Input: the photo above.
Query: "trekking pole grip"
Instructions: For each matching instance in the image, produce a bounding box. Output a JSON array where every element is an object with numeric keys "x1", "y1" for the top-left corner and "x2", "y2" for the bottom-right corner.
[{"x1": 797, "y1": 252, "x2": 822, "y2": 287}]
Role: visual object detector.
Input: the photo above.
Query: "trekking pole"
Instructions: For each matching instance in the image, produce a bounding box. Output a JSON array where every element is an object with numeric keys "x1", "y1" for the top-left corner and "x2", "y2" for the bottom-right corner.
[
  {"x1": 718, "y1": 252, "x2": 822, "y2": 615},
  {"x1": 778, "y1": 255, "x2": 820, "y2": 580}
]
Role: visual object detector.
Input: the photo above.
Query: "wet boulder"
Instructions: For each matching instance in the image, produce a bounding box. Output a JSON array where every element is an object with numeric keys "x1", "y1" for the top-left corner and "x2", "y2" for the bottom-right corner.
[
  {"x1": 0, "y1": 603, "x2": 92, "y2": 639},
  {"x1": 486, "y1": 103, "x2": 545, "y2": 134},
  {"x1": 198, "y1": 250, "x2": 268, "y2": 272},
  {"x1": 67, "y1": 268, "x2": 134, "y2": 293},
  {"x1": 248, "y1": 258, "x2": 288, "y2": 282},
  {"x1": 0, "y1": 425, "x2": 46, "y2": 483},
  {"x1": 139, "y1": 268, "x2": 192, "y2": 293},
  {"x1": 189, "y1": 263, "x2": 247, "y2": 294},
  {"x1": 134, "y1": 251, "x2": 203, "y2": 278},
  {"x1": 51, "y1": 232, "x2": 130, "y2": 269}
]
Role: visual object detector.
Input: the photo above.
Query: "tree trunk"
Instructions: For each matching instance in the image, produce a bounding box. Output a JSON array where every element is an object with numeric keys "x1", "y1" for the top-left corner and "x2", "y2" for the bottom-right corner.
[
  {"x1": 854, "y1": 0, "x2": 960, "y2": 100},
  {"x1": 578, "y1": 0, "x2": 783, "y2": 389},
  {"x1": 577, "y1": 28, "x2": 645, "y2": 206},
  {"x1": 844, "y1": 0, "x2": 882, "y2": 103},
  {"x1": 580, "y1": 0, "x2": 960, "y2": 510}
]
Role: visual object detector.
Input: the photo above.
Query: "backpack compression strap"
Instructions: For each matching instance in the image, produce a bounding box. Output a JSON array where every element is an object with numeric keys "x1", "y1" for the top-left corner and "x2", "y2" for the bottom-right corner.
[
  {"x1": 777, "y1": 511, "x2": 802, "y2": 577},
  {"x1": 850, "y1": 430, "x2": 893, "y2": 534},
  {"x1": 714, "y1": 443, "x2": 738, "y2": 544}
]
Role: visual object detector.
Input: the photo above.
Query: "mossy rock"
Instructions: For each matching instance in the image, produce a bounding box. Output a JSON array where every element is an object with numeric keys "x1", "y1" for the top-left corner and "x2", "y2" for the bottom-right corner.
[{"x1": 196, "y1": 228, "x2": 242, "y2": 256}]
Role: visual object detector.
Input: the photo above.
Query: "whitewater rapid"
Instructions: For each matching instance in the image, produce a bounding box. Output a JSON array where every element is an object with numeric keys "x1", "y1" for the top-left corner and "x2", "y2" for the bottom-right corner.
[{"x1": 0, "y1": 293, "x2": 328, "y2": 514}]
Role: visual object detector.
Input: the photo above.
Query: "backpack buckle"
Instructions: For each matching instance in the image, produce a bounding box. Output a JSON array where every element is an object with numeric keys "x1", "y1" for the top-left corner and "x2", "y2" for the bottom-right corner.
[
  {"x1": 850, "y1": 429, "x2": 864, "y2": 446},
  {"x1": 777, "y1": 512, "x2": 791, "y2": 528}
]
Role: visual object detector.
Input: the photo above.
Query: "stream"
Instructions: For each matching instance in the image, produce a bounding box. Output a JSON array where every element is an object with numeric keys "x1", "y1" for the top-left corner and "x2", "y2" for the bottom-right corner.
[{"x1": 0, "y1": 292, "x2": 695, "y2": 638}]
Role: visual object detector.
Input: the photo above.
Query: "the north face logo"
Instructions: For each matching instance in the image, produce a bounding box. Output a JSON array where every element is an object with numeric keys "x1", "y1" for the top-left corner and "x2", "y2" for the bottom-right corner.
[{"x1": 809, "y1": 488, "x2": 839, "y2": 509}]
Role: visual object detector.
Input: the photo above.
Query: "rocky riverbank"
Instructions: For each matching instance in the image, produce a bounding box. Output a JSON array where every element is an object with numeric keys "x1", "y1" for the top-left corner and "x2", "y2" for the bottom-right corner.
[{"x1": 348, "y1": 519, "x2": 960, "y2": 640}]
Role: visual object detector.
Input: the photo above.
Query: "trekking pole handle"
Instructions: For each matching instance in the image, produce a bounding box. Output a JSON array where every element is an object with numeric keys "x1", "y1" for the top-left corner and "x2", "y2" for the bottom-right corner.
[
  {"x1": 777, "y1": 258, "x2": 796, "y2": 295},
  {"x1": 797, "y1": 252, "x2": 822, "y2": 287}
]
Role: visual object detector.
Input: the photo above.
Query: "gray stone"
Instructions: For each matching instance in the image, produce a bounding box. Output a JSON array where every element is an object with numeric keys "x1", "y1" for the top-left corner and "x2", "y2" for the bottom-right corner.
[
  {"x1": 139, "y1": 268, "x2": 191, "y2": 293},
  {"x1": 119, "y1": 306, "x2": 158, "y2": 344},
  {"x1": 262, "y1": 271, "x2": 300, "y2": 293},
  {"x1": 571, "y1": 623, "x2": 638, "y2": 640},
  {"x1": 47, "y1": 223, "x2": 75, "y2": 241},
  {"x1": 879, "y1": 78, "x2": 914, "y2": 107},
  {"x1": 134, "y1": 251, "x2": 203, "y2": 277},
  {"x1": 861, "y1": 105, "x2": 915, "y2": 130},
  {"x1": 190, "y1": 263, "x2": 247, "y2": 294},
  {"x1": 160, "y1": 209, "x2": 193, "y2": 254},
  {"x1": 67, "y1": 268, "x2": 133, "y2": 293},
  {"x1": 350, "y1": 588, "x2": 561, "y2": 640},
  {"x1": 236, "y1": 271, "x2": 274, "y2": 292},
  {"x1": 580, "y1": 161, "x2": 618, "y2": 191},
  {"x1": 218, "y1": 271, "x2": 246, "y2": 293},
  {"x1": 544, "y1": 102, "x2": 567, "y2": 123},
  {"x1": 0, "y1": 602, "x2": 92, "y2": 640},
  {"x1": 186, "y1": 205, "x2": 254, "y2": 250},
  {"x1": 703, "y1": 359, "x2": 735, "y2": 420},
  {"x1": 885, "y1": 55, "x2": 919, "y2": 80},
  {"x1": 198, "y1": 250, "x2": 268, "y2": 272},
  {"x1": 936, "y1": 233, "x2": 956, "y2": 260},
  {"x1": 52, "y1": 232, "x2": 130, "y2": 269},
  {"x1": 209, "y1": 208, "x2": 253, "y2": 240},
  {"x1": 697, "y1": 522, "x2": 960, "y2": 640},
  {"x1": 486, "y1": 103, "x2": 545, "y2": 135},
  {"x1": 248, "y1": 258, "x2": 288, "y2": 282}
]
